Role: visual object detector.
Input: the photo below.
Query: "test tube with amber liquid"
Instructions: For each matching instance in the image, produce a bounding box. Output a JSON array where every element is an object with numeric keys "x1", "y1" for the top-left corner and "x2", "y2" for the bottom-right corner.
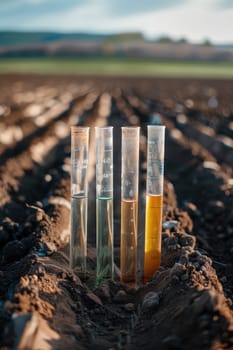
[
  {"x1": 121, "y1": 127, "x2": 140, "y2": 286},
  {"x1": 144, "y1": 125, "x2": 165, "y2": 283}
]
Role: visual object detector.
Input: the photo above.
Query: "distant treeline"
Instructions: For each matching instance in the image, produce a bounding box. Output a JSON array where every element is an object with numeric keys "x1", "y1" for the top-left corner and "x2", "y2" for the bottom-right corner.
[
  {"x1": 0, "y1": 31, "x2": 233, "y2": 62},
  {"x1": 0, "y1": 31, "x2": 144, "y2": 47}
]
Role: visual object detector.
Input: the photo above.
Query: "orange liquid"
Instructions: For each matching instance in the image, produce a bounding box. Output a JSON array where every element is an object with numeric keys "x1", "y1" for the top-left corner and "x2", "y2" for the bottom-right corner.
[
  {"x1": 120, "y1": 199, "x2": 138, "y2": 285},
  {"x1": 144, "y1": 194, "x2": 163, "y2": 283}
]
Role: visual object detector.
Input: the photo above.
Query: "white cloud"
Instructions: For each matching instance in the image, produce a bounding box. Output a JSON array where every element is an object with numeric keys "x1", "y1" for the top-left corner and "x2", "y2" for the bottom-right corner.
[
  {"x1": 35, "y1": 0, "x2": 232, "y2": 43},
  {"x1": 116, "y1": 0, "x2": 233, "y2": 43}
]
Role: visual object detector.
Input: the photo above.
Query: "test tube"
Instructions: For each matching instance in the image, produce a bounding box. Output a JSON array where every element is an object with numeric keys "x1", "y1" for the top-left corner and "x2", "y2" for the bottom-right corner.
[
  {"x1": 95, "y1": 127, "x2": 114, "y2": 285},
  {"x1": 70, "y1": 126, "x2": 89, "y2": 273},
  {"x1": 121, "y1": 127, "x2": 140, "y2": 285},
  {"x1": 144, "y1": 125, "x2": 165, "y2": 283}
]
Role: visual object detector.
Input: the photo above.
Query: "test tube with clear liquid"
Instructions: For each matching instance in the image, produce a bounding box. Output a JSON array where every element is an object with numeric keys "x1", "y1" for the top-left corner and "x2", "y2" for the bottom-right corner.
[
  {"x1": 70, "y1": 126, "x2": 89, "y2": 274},
  {"x1": 121, "y1": 127, "x2": 140, "y2": 286},
  {"x1": 95, "y1": 127, "x2": 114, "y2": 285},
  {"x1": 144, "y1": 125, "x2": 165, "y2": 283}
]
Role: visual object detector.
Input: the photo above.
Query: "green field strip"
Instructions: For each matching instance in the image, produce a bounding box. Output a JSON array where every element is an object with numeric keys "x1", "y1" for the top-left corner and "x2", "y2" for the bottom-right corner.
[{"x1": 0, "y1": 58, "x2": 233, "y2": 78}]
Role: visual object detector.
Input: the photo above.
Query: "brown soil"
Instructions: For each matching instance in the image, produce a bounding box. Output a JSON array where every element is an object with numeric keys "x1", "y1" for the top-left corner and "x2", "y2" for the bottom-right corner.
[{"x1": 0, "y1": 74, "x2": 232, "y2": 350}]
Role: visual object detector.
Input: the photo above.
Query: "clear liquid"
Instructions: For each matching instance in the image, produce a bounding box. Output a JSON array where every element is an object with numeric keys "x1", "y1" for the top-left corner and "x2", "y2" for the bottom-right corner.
[
  {"x1": 96, "y1": 197, "x2": 114, "y2": 285},
  {"x1": 120, "y1": 199, "x2": 138, "y2": 285},
  {"x1": 70, "y1": 195, "x2": 87, "y2": 272},
  {"x1": 144, "y1": 194, "x2": 163, "y2": 283}
]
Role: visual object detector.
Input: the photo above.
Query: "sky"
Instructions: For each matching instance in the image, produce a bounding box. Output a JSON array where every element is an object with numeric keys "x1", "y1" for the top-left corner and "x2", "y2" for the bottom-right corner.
[{"x1": 0, "y1": 0, "x2": 233, "y2": 43}]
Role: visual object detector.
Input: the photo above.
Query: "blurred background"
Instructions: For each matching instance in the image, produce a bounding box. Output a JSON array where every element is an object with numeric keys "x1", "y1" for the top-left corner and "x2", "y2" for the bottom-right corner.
[{"x1": 0, "y1": 0, "x2": 233, "y2": 77}]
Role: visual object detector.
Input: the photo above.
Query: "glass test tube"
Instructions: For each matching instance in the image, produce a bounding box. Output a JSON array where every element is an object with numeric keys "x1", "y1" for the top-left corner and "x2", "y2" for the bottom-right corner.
[
  {"x1": 121, "y1": 127, "x2": 140, "y2": 285},
  {"x1": 95, "y1": 127, "x2": 114, "y2": 285},
  {"x1": 144, "y1": 125, "x2": 165, "y2": 283},
  {"x1": 70, "y1": 126, "x2": 89, "y2": 273}
]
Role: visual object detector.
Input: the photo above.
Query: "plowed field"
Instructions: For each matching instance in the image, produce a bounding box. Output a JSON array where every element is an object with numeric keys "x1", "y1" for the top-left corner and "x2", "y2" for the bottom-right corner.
[{"x1": 0, "y1": 74, "x2": 233, "y2": 350}]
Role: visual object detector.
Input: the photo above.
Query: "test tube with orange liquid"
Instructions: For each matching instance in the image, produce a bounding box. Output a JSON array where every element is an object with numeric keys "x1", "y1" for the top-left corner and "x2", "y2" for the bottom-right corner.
[
  {"x1": 120, "y1": 127, "x2": 140, "y2": 286},
  {"x1": 144, "y1": 125, "x2": 165, "y2": 283}
]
